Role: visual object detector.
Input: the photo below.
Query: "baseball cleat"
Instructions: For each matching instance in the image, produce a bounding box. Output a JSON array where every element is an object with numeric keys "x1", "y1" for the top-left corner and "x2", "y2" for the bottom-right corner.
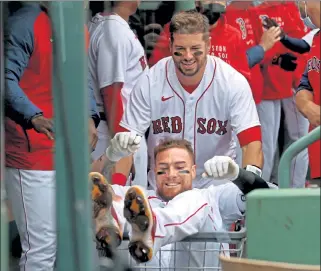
[
  {"x1": 89, "y1": 172, "x2": 123, "y2": 256},
  {"x1": 123, "y1": 186, "x2": 155, "y2": 263}
]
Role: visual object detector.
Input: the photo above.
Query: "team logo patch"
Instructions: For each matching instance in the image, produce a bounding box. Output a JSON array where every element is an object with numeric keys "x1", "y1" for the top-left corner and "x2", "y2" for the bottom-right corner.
[
  {"x1": 307, "y1": 56, "x2": 320, "y2": 73},
  {"x1": 236, "y1": 18, "x2": 247, "y2": 40}
]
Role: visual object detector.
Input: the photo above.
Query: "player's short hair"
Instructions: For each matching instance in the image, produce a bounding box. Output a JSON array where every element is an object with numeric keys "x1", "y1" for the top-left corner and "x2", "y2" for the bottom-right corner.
[
  {"x1": 154, "y1": 138, "x2": 195, "y2": 163},
  {"x1": 169, "y1": 10, "x2": 210, "y2": 42}
]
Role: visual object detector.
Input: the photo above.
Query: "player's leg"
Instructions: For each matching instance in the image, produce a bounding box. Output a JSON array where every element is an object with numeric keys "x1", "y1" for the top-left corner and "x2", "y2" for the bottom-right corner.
[
  {"x1": 257, "y1": 100, "x2": 281, "y2": 182},
  {"x1": 90, "y1": 172, "x2": 126, "y2": 256},
  {"x1": 123, "y1": 186, "x2": 210, "y2": 263},
  {"x1": 281, "y1": 96, "x2": 309, "y2": 188},
  {"x1": 5, "y1": 168, "x2": 56, "y2": 271}
]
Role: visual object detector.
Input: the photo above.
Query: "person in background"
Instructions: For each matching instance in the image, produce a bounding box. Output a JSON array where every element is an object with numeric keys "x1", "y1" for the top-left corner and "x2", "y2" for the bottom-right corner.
[
  {"x1": 4, "y1": 2, "x2": 99, "y2": 270},
  {"x1": 295, "y1": 0, "x2": 320, "y2": 185},
  {"x1": 88, "y1": 1, "x2": 149, "y2": 188},
  {"x1": 252, "y1": 1, "x2": 310, "y2": 187},
  {"x1": 225, "y1": 1, "x2": 281, "y2": 104}
]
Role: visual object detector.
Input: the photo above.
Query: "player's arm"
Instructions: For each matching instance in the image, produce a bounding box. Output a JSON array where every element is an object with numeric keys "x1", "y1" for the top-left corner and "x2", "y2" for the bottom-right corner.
[
  {"x1": 97, "y1": 28, "x2": 134, "y2": 184},
  {"x1": 295, "y1": 66, "x2": 320, "y2": 128},
  {"x1": 246, "y1": 26, "x2": 281, "y2": 68},
  {"x1": 100, "y1": 83, "x2": 133, "y2": 183},
  {"x1": 4, "y1": 12, "x2": 42, "y2": 128},
  {"x1": 91, "y1": 131, "x2": 141, "y2": 179},
  {"x1": 229, "y1": 73, "x2": 263, "y2": 170},
  {"x1": 206, "y1": 156, "x2": 274, "y2": 226},
  {"x1": 280, "y1": 35, "x2": 311, "y2": 54}
]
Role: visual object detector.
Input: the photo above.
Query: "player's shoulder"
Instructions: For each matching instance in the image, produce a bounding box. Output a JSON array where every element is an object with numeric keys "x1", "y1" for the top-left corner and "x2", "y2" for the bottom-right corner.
[
  {"x1": 6, "y1": 3, "x2": 43, "y2": 34},
  {"x1": 90, "y1": 13, "x2": 131, "y2": 41}
]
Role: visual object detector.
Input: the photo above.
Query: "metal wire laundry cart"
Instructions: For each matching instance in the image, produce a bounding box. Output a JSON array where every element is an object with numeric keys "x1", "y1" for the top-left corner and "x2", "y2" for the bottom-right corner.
[{"x1": 113, "y1": 228, "x2": 247, "y2": 271}]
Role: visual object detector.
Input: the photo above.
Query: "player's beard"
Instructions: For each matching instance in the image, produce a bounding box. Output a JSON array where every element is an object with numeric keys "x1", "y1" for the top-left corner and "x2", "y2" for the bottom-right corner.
[
  {"x1": 175, "y1": 54, "x2": 207, "y2": 77},
  {"x1": 157, "y1": 185, "x2": 191, "y2": 202}
]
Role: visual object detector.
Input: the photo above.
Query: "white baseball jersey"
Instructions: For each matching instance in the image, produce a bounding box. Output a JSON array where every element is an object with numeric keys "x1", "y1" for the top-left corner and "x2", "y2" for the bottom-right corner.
[
  {"x1": 120, "y1": 56, "x2": 260, "y2": 189},
  {"x1": 88, "y1": 13, "x2": 149, "y2": 111},
  {"x1": 111, "y1": 183, "x2": 245, "y2": 270}
]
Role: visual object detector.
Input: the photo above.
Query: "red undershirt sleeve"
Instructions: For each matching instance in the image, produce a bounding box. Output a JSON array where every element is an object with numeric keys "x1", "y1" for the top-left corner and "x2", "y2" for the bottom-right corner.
[{"x1": 237, "y1": 126, "x2": 262, "y2": 147}]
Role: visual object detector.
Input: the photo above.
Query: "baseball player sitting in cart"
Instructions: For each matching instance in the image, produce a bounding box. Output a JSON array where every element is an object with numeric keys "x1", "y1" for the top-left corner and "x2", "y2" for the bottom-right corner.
[{"x1": 91, "y1": 132, "x2": 275, "y2": 265}]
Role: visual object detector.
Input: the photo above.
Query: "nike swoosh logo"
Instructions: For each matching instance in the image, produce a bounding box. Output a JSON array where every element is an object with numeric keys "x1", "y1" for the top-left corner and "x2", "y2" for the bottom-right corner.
[{"x1": 161, "y1": 95, "x2": 174, "y2": 102}]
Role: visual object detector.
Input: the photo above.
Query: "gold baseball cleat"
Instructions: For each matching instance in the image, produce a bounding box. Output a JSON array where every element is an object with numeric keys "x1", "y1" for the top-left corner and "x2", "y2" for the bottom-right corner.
[
  {"x1": 124, "y1": 186, "x2": 155, "y2": 263},
  {"x1": 89, "y1": 172, "x2": 122, "y2": 256}
]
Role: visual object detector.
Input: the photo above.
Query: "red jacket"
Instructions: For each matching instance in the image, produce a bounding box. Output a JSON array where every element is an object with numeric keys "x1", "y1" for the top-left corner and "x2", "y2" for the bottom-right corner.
[
  {"x1": 5, "y1": 6, "x2": 54, "y2": 170},
  {"x1": 5, "y1": 5, "x2": 94, "y2": 170},
  {"x1": 253, "y1": 2, "x2": 307, "y2": 100},
  {"x1": 149, "y1": 16, "x2": 251, "y2": 84},
  {"x1": 225, "y1": 4, "x2": 263, "y2": 103}
]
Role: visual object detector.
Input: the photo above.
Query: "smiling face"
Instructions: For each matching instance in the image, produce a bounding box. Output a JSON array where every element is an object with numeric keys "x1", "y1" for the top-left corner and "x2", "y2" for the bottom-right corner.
[
  {"x1": 155, "y1": 147, "x2": 196, "y2": 201},
  {"x1": 169, "y1": 10, "x2": 210, "y2": 79},
  {"x1": 171, "y1": 32, "x2": 209, "y2": 77}
]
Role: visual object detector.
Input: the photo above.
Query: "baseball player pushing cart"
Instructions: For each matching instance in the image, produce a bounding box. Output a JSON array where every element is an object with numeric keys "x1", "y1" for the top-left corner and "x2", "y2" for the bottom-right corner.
[{"x1": 120, "y1": 10, "x2": 264, "y2": 190}]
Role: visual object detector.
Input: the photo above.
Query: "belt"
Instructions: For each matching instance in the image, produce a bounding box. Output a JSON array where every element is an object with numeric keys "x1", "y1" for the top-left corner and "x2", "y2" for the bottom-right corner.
[{"x1": 99, "y1": 112, "x2": 106, "y2": 121}]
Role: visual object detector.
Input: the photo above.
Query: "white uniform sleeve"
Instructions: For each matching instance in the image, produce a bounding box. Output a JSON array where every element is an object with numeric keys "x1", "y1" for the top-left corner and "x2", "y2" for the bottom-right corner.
[
  {"x1": 229, "y1": 73, "x2": 260, "y2": 135},
  {"x1": 96, "y1": 28, "x2": 130, "y2": 89},
  {"x1": 120, "y1": 74, "x2": 152, "y2": 136},
  {"x1": 207, "y1": 182, "x2": 245, "y2": 227},
  {"x1": 302, "y1": 29, "x2": 320, "y2": 47}
]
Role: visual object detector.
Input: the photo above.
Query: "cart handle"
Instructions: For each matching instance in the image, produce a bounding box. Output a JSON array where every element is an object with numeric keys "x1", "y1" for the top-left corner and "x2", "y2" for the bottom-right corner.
[{"x1": 278, "y1": 126, "x2": 320, "y2": 188}]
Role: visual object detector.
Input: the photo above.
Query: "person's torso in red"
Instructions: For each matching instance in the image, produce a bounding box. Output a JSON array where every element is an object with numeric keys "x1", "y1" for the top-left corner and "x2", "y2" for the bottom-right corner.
[
  {"x1": 307, "y1": 32, "x2": 320, "y2": 179},
  {"x1": 5, "y1": 10, "x2": 54, "y2": 170},
  {"x1": 253, "y1": 2, "x2": 307, "y2": 100},
  {"x1": 208, "y1": 16, "x2": 252, "y2": 83},
  {"x1": 225, "y1": 5, "x2": 263, "y2": 103}
]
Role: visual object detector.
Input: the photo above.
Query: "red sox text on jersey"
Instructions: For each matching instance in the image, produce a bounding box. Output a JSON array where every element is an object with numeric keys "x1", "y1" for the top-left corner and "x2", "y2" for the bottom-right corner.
[{"x1": 152, "y1": 116, "x2": 228, "y2": 136}]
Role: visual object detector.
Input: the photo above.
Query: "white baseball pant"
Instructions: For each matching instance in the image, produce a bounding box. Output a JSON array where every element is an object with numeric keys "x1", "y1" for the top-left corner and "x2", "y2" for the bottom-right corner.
[
  {"x1": 5, "y1": 168, "x2": 56, "y2": 271},
  {"x1": 257, "y1": 96, "x2": 309, "y2": 187},
  {"x1": 91, "y1": 120, "x2": 148, "y2": 187}
]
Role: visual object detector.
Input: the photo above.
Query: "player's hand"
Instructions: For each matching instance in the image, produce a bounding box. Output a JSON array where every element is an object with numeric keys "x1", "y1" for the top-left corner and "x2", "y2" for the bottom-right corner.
[
  {"x1": 273, "y1": 53, "x2": 298, "y2": 71},
  {"x1": 88, "y1": 118, "x2": 98, "y2": 152},
  {"x1": 31, "y1": 115, "x2": 54, "y2": 140},
  {"x1": 106, "y1": 131, "x2": 142, "y2": 162},
  {"x1": 259, "y1": 26, "x2": 282, "y2": 52},
  {"x1": 202, "y1": 156, "x2": 239, "y2": 181},
  {"x1": 262, "y1": 17, "x2": 285, "y2": 39}
]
